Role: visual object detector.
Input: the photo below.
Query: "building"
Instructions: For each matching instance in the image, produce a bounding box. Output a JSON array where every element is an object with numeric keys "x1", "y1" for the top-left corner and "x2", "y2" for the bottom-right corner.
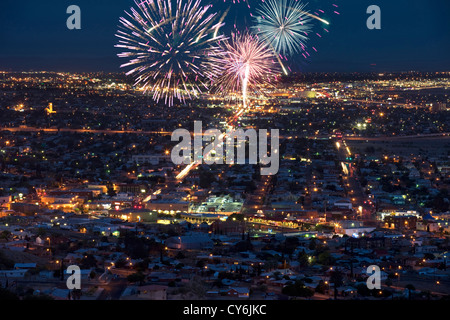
[
  {"x1": 110, "y1": 208, "x2": 158, "y2": 223},
  {"x1": 131, "y1": 154, "x2": 171, "y2": 165},
  {"x1": 226, "y1": 287, "x2": 250, "y2": 299},
  {"x1": 335, "y1": 221, "x2": 376, "y2": 237},
  {"x1": 430, "y1": 102, "x2": 447, "y2": 112},
  {"x1": 0, "y1": 196, "x2": 12, "y2": 210},
  {"x1": 146, "y1": 200, "x2": 189, "y2": 213},
  {"x1": 9, "y1": 202, "x2": 39, "y2": 215},
  {"x1": 384, "y1": 215, "x2": 417, "y2": 230},
  {"x1": 333, "y1": 199, "x2": 353, "y2": 210},
  {"x1": 345, "y1": 237, "x2": 391, "y2": 250},
  {"x1": 115, "y1": 183, "x2": 148, "y2": 194},
  {"x1": 120, "y1": 284, "x2": 168, "y2": 300},
  {"x1": 40, "y1": 194, "x2": 80, "y2": 212},
  {"x1": 377, "y1": 210, "x2": 420, "y2": 221}
]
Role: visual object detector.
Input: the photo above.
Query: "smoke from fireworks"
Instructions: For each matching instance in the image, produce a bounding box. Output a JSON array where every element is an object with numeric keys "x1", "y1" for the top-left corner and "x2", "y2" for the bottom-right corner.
[
  {"x1": 207, "y1": 32, "x2": 280, "y2": 108},
  {"x1": 115, "y1": 0, "x2": 225, "y2": 106}
]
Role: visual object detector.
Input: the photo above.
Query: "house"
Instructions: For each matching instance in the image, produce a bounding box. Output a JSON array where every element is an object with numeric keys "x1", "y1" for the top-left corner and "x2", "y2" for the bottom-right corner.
[
  {"x1": 147, "y1": 272, "x2": 177, "y2": 283},
  {"x1": 14, "y1": 263, "x2": 36, "y2": 270},
  {"x1": 333, "y1": 199, "x2": 352, "y2": 210},
  {"x1": 0, "y1": 269, "x2": 29, "y2": 279},
  {"x1": 226, "y1": 287, "x2": 250, "y2": 299},
  {"x1": 63, "y1": 253, "x2": 84, "y2": 264},
  {"x1": 45, "y1": 287, "x2": 70, "y2": 300},
  {"x1": 138, "y1": 285, "x2": 167, "y2": 299},
  {"x1": 63, "y1": 268, "x2": 93, "y2": 280},
  {"x1": 121, "y1": 284, "x2": 168, "y2": 300}
]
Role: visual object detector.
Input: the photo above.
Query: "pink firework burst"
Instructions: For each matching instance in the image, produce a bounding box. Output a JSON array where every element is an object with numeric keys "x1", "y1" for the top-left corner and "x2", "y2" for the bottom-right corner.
[{"x1": 207, "y1": 32, "x2": 280, "y2": 105}]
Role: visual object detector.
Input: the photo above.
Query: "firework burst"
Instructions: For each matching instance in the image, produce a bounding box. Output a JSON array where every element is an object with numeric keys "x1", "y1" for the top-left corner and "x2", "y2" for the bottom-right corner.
[
  {"x1": 115, "y1": 0, "x2": 225, "y2": 106},
  {"x1": 252, "y1": 0, "x2": 313, "y2": 56},
  {"x1": 208, "y1": 32, "x2": 280, "y2": 108}
]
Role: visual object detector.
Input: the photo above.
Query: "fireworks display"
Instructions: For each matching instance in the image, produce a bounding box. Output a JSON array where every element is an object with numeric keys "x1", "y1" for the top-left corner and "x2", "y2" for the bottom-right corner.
[
  {"x1": 115, "y1": 0, "x2": 225, "y2": 106},
  {"x1": 115, "y1": 0, "x2": 339, "y2": 107},
  {"x1": 207, "y1": 32, "x2": 280, "y2": 108},
  {"x1": 252, "y1": 0, "x2": 313, "y2": 56}
]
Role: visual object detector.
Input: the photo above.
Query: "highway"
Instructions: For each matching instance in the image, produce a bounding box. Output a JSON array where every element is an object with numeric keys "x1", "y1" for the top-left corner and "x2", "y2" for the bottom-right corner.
[
  {"x1": 343, "y1": 132, "x2": 450, "y2": 141},
  {"x1": 335, "y1": 139, "x2": 369, "y2": 215},
  {"x1": 0, "y1": 126, "x2": 172, "y2": 136},
  {"x1": 339, "y1": 98, "x2": 423, "y2": 109}
]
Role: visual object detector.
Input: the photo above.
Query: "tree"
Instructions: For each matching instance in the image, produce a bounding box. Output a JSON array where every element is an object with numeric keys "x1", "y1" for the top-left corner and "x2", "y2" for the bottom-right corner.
[
  {"x1": 80, "y1": 254, "x2": 97, "y2": 269},
  {"x1": 405, "y1": 284, "x2": 415, "y2": 300},
  {"x1": 0, "y1": 288, "x2": 19, "y2": 300},
  {"x1": 263, "y1": 259, "x2": 278, "y2": 271},
  {"x1": 36, "y1": 228, "x2": 47, "y2": 238},
  {"x1": 107, "y1": 184, "x2": 116, "y2": 198},
  {"x1": 175, "y1": 251, "x2": 186, "y2": 260},
  {"x1": 115, "y1": 258, "x2": 127, "y2": 268},
  {"x1": 187, "y1": 276, "x2": 206, "y2": 298},
  {"x1": 308, "y1": 238, "x2": 317, "y2": 250},
  {"x1": 232, "y1": 239, "x2": 253, "y2": 252},
  {"x1": 317, "y1": 251, "x2": 333, "y2": 266},
  {"x1": 297, "y1": 250, "x2": 309, "y2": 267},
  {"x1": 199, "y1": 169, "x2": 216, "y2": 188},
  {"x1": 423, "y1": 253, "x2": 435, "y2": 260},
  {"x1": 127, "y1": 272, "x2": 145, "y2": 284},
  {"x1": 281, "y1": 280, "x2": 314, "y2": 298},
  {"x1": 385, "y1": 278, "x2": 393, "y2": 287},
  {"x1": 0, "y1": 230, "x2": 11, "y2": 241},
  {"x1": 330, "y1": 270, "x2": 344, "y2": 300},
  {"x1": 315, "y1": 280, "x2": 329, "y2": 294},
  {"x1": 356, "y1": 283, "x2": 371, "y2": 297}
]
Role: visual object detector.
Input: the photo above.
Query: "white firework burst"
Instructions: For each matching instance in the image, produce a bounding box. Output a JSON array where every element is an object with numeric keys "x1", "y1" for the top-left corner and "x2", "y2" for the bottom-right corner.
[
  {"x1": 252, "y1": 0, "x2": 313, "y2": 56},
  {"x1": 115, "y1": 0, "x2": 225, "y2": 106}
]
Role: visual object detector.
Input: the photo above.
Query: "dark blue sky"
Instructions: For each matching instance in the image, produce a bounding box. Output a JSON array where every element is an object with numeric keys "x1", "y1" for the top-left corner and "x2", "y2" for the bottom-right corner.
[{"x1": 0, "y1": 0, "x2": 449, "y2": 73}]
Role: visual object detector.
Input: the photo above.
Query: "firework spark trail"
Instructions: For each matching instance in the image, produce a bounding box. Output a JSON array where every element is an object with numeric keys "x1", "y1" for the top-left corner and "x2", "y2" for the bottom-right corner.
[
  {"x1": 299, "y1": 10, "x2": 330, "y2": 25},
  {"x1": 115, "y1": 0, "x2": 225, "y2": 106},
  {"x1": 207, "y1": 32, "x2": 279, "y2": 105},
  {"x1": 252, "y1": 0, "x2": 313, "y2": 56}
]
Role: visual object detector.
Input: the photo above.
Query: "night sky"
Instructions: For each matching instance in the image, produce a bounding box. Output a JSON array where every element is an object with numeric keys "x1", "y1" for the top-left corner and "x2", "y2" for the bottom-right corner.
[{"x1": 0, "y1": 0, "x2": 449, "y2": 73}]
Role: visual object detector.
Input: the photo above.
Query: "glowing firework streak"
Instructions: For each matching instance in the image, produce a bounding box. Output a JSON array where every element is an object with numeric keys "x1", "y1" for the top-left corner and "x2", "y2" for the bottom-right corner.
[
  {"x1": 214, "y1": 7, "x2": 230, "y2": 39},
  {"x1": 296, "y1": 10, "x2": 329, "y2": 25},
  {"x1": 242, "y1": 64, "x2": 250, "y2": 109},
  {"x1": 115, "y1": 0, "x2": 225, "y2": 106}
]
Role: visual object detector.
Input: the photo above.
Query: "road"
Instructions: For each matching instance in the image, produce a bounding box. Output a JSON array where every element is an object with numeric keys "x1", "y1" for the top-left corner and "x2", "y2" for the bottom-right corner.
[
  {"x1": 391, "y1": 272, "x2": 450, "y2": 296},
  {"x1": 343, "y1": 132, "x2": 450, "y2": 141},
  {"x1": 338, "y1": 98, "x2": 423, "y2": 109},
  {"x1": 335, "y1": 139, "x2": 367, "y2": 212},
  {"x1": 96, "y1": 278, "x2": 128, "y2": 300},
  {"x1": 0, "y1": 126, "x2": 172, "y2": 136}
]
